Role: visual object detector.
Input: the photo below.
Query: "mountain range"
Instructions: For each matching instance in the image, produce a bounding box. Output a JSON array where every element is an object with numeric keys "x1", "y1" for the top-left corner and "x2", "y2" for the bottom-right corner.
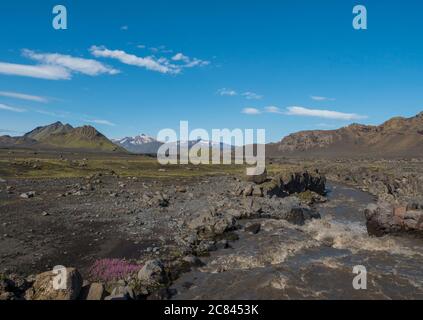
[
  {"x1": 267, "y1": 112, "x2": 423, "y2": 158},
  {"x1": 111, "y1": 135, "x2": 234, "y2": 154},
  {"x1": 1, "y1": 112, "x2": 423, "y2": 158}
]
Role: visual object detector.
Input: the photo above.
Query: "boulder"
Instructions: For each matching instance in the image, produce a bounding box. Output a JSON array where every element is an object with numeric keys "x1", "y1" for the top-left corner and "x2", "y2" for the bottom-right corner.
[
  {"x1": 80, "y1": 282, "x2": 105, "y2": 300},
  {"x1": 244, "y1": 222, "x2": 261, "y2": 234},
  {"x1": 20, "y1": 191, "x2": 36, "y2": 199},
  {"x1": 187, "y1": 207, "x2": 236, "y2": 238},
  {"x1": 182, "y1": 255, "x2": 204, "y2": 267},
  {"x1": 245, "y1": 168, "x2": 267, "y2": 185},
  {"x1": 25, "y1": 268, "x2": 82, "y2": 300},
  {"x1": 252, "y1": 186, "x2": 263, "y2": 197},
  {"x1": 263, "y1": 197, "x2": 320, "y2": 225},
  {"x1": 137, "y1": 260, "x2": 166, "y2": 285},
  {"x1": 242, "y1": 184, "x2": 254, "y2": 197},
  {"x1": 109, "y1": 286, "x2": 135, "y2": 300}
]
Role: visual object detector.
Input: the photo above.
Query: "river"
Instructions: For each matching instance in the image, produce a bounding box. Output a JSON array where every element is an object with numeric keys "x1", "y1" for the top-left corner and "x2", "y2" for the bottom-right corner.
[{"x1": 170, "y1": 183, "x2": 423, "y2": 299}]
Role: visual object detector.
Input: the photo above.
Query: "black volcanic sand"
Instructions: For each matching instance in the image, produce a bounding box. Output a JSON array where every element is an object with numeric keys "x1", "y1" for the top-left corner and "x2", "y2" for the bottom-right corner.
[{"x1": 1, "y1": 172, "x2": 240, "y2": 278}]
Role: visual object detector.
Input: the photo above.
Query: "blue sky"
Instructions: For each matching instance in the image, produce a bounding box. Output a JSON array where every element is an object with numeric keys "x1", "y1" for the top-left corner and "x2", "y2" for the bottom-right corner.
[{"x1": 0, "y1": 0, "x2": 423, "y2": 142}]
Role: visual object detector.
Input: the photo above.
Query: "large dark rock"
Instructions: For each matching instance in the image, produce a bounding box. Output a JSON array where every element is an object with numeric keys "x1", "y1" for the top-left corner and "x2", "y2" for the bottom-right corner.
[
  {"x1": 245, "y1": 168, "x2": 268, "y2": 185},
  {"x1": 279, "y1": 171, "x2": 326, "y2": 195},
  {"x1": 187, "y1": 207, "x2": 236, "y2": 239},
  {"x1": 285, "y1": 207, "x2": 321, "y2": 226},
  {"x1": 239, "y1": 170, "x2": 326, "y2": 198},
  {"x1": 365, "y1": 203, "x2": 423, "y2": 237}
]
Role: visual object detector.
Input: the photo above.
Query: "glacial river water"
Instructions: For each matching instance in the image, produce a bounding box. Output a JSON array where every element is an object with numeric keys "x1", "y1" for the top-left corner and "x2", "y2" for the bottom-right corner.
[{"x1": 171, "y1": 183, "x2": 423, "y2": 299}]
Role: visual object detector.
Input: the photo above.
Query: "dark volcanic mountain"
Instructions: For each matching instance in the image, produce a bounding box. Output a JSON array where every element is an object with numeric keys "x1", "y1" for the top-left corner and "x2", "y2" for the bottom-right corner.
[
  {"x1": 0, "y1": 122, "x2": 124, "y2": 152},
  {"x1": 267, "y1": 112, "x2": 423, "y2": 158},
  {"x1": 24, "y1": 121, "x2": 74, "y2": 141}
]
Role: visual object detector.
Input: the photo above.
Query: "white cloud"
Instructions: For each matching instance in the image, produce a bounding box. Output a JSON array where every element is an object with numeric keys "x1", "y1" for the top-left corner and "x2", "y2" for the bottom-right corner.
[
  {"x1": 264, "y1": 106, "x2": 282, "y2": 114},
  {"x1": 242, "y1": 91, "x2": 263, "y2": 100},
  {"x1": 172, "y1": 52, "x2": 209, "y2": 68},
  {"x1": 90, "y1": 46, "x2": 181, "y2": 74},
  {"x1": 217, "y1": 88, "x2": 237, "y2": 96},
  {"x1": 84, "y1": 119, "x2": 116, "y2": 126},
  {"x1": 0, "y1": 103, "x2": 26, "y2": 113},
  {"x1": 0, "y1": 62, "x2": 71, "y2": 80},
  {"x1": 34, "y1": 109, "x2": 69, "y2": 118},
  {"x1": 0, "y1": 91, "x2": 48, "y2": 103},
  {"x1": 23, "y1": 49, "x2": 119, "y2": 76},
  {"x1": 311, "y1": 95, "x2": 336, "y2": 101},
  {"x1": 217, "y1": 88, "x2": 262, "y2": 100},
  {"x1": 172, "y1": 53, "x2": 190, "y2": 62},
  {"x1": 286, "y1": 106, "x2": 367, "y2": 121},
  {"x1": 91, "y1": 46, "x2": 209, "y2": 75},
  {"x1": 242, "y1": 107, "x2": 261, "y2": 115},
  {"x1": 151, "y1": 46, "x2": 173, "y2": 54}
]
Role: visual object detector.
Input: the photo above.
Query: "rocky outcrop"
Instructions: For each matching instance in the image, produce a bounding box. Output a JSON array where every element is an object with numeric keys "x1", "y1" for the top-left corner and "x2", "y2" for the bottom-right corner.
[
  {"x1": 187, "y1": 207, "x2": 236, "y2": 239},
  {"x1": 236, "y1": 170, "x2": 326, "y2": 198},
  {"x1": 365, "y1": 203, "x2": 423, "y2": 237}
]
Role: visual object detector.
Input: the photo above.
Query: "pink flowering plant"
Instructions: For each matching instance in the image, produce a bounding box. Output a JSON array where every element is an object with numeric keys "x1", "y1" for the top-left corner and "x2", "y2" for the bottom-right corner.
[{"x1": 89, "y1": 259, "x2": 142, "y2": 282}]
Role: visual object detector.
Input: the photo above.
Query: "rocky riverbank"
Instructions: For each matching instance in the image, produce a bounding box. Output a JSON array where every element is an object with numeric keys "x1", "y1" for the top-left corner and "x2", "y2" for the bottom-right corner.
[{"x1": 0, "y1": 169, "x2": 326, "y2": 300}]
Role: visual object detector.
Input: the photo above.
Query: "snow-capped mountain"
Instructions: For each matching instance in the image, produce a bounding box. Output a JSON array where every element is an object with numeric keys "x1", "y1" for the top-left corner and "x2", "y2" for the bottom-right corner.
[
  {"x1": 180, "y1": 139, "x2": 233, "y2": 151},
  {"x1": 114, "y1": 134, "x2": 157, "y2": 145},
  {"x1": 112, "y1": 134, "x2": 163, "y2": 154},
  {"x1": 113, "y1": 135, "x2": 234, "y2": 155}
]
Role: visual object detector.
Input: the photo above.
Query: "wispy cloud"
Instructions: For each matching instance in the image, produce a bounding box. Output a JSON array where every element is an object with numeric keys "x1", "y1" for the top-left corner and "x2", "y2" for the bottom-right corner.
[
  {"x1": 242, "y1": 107, "x2": 261, "y2": 115},
  {"x1": 91, "y1": 46, "x2": 209, "y2": 74},
  {"x1": 242, "y1": 92, "x2": 263, "y2": 100},
  {"x1": 0, "y1": 103, "x2": 26, "y2": 113},
  {"x1": 172, "y1": 53, "x2": 210, "y2": 68},
  {"x1": 263, "y1": 105, "x2": 367, "y2": 120},
  {"x1": 23, "y1": 49, "x2": 119, "y2": 77},
  {"x1": 91, "y1": 46, "x2": 179, "y2": 74},
  {"x1": 120, "y1": 25, "x2": 128, "y2": 31},
  {"x1": 217, "y1": 88, "x2": 263, "y2": 100},
  {"x1": 264, "y1": 106, "x2": 283, "y2": 114},
  {"x1": 0, "y1": 91, "x2": 48, "y2": 103},
  {"x1": 0, "y1": 49, "x2": 119, "y2": 80},
  {"x1": 150, "y1": 45, "x2": 173, "y2": 54},
  {"x1": 84, "y1": 119, "x2": 116, "y2": 126},
  {"x1": 0, "y1": 62, "x2": 71, "y2": 80},
  {"x1": 217, "y1": 88, "x2": 237, "y2": 96},
  {"x1": 34, "y1": 109, "x2": 69, "y2": 118},
  {"x1": 311, "y1": 95, "x2": 336, "y2": 101},
  {"x1": 286, "y1": 106, "x2": 367, "y2": 121}
]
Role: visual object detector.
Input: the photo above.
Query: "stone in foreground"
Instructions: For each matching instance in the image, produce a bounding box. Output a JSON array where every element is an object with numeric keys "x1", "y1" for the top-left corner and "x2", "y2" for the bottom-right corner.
[{"x1": 25, "y1": 268, "x2": 82, "y2": 300}]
